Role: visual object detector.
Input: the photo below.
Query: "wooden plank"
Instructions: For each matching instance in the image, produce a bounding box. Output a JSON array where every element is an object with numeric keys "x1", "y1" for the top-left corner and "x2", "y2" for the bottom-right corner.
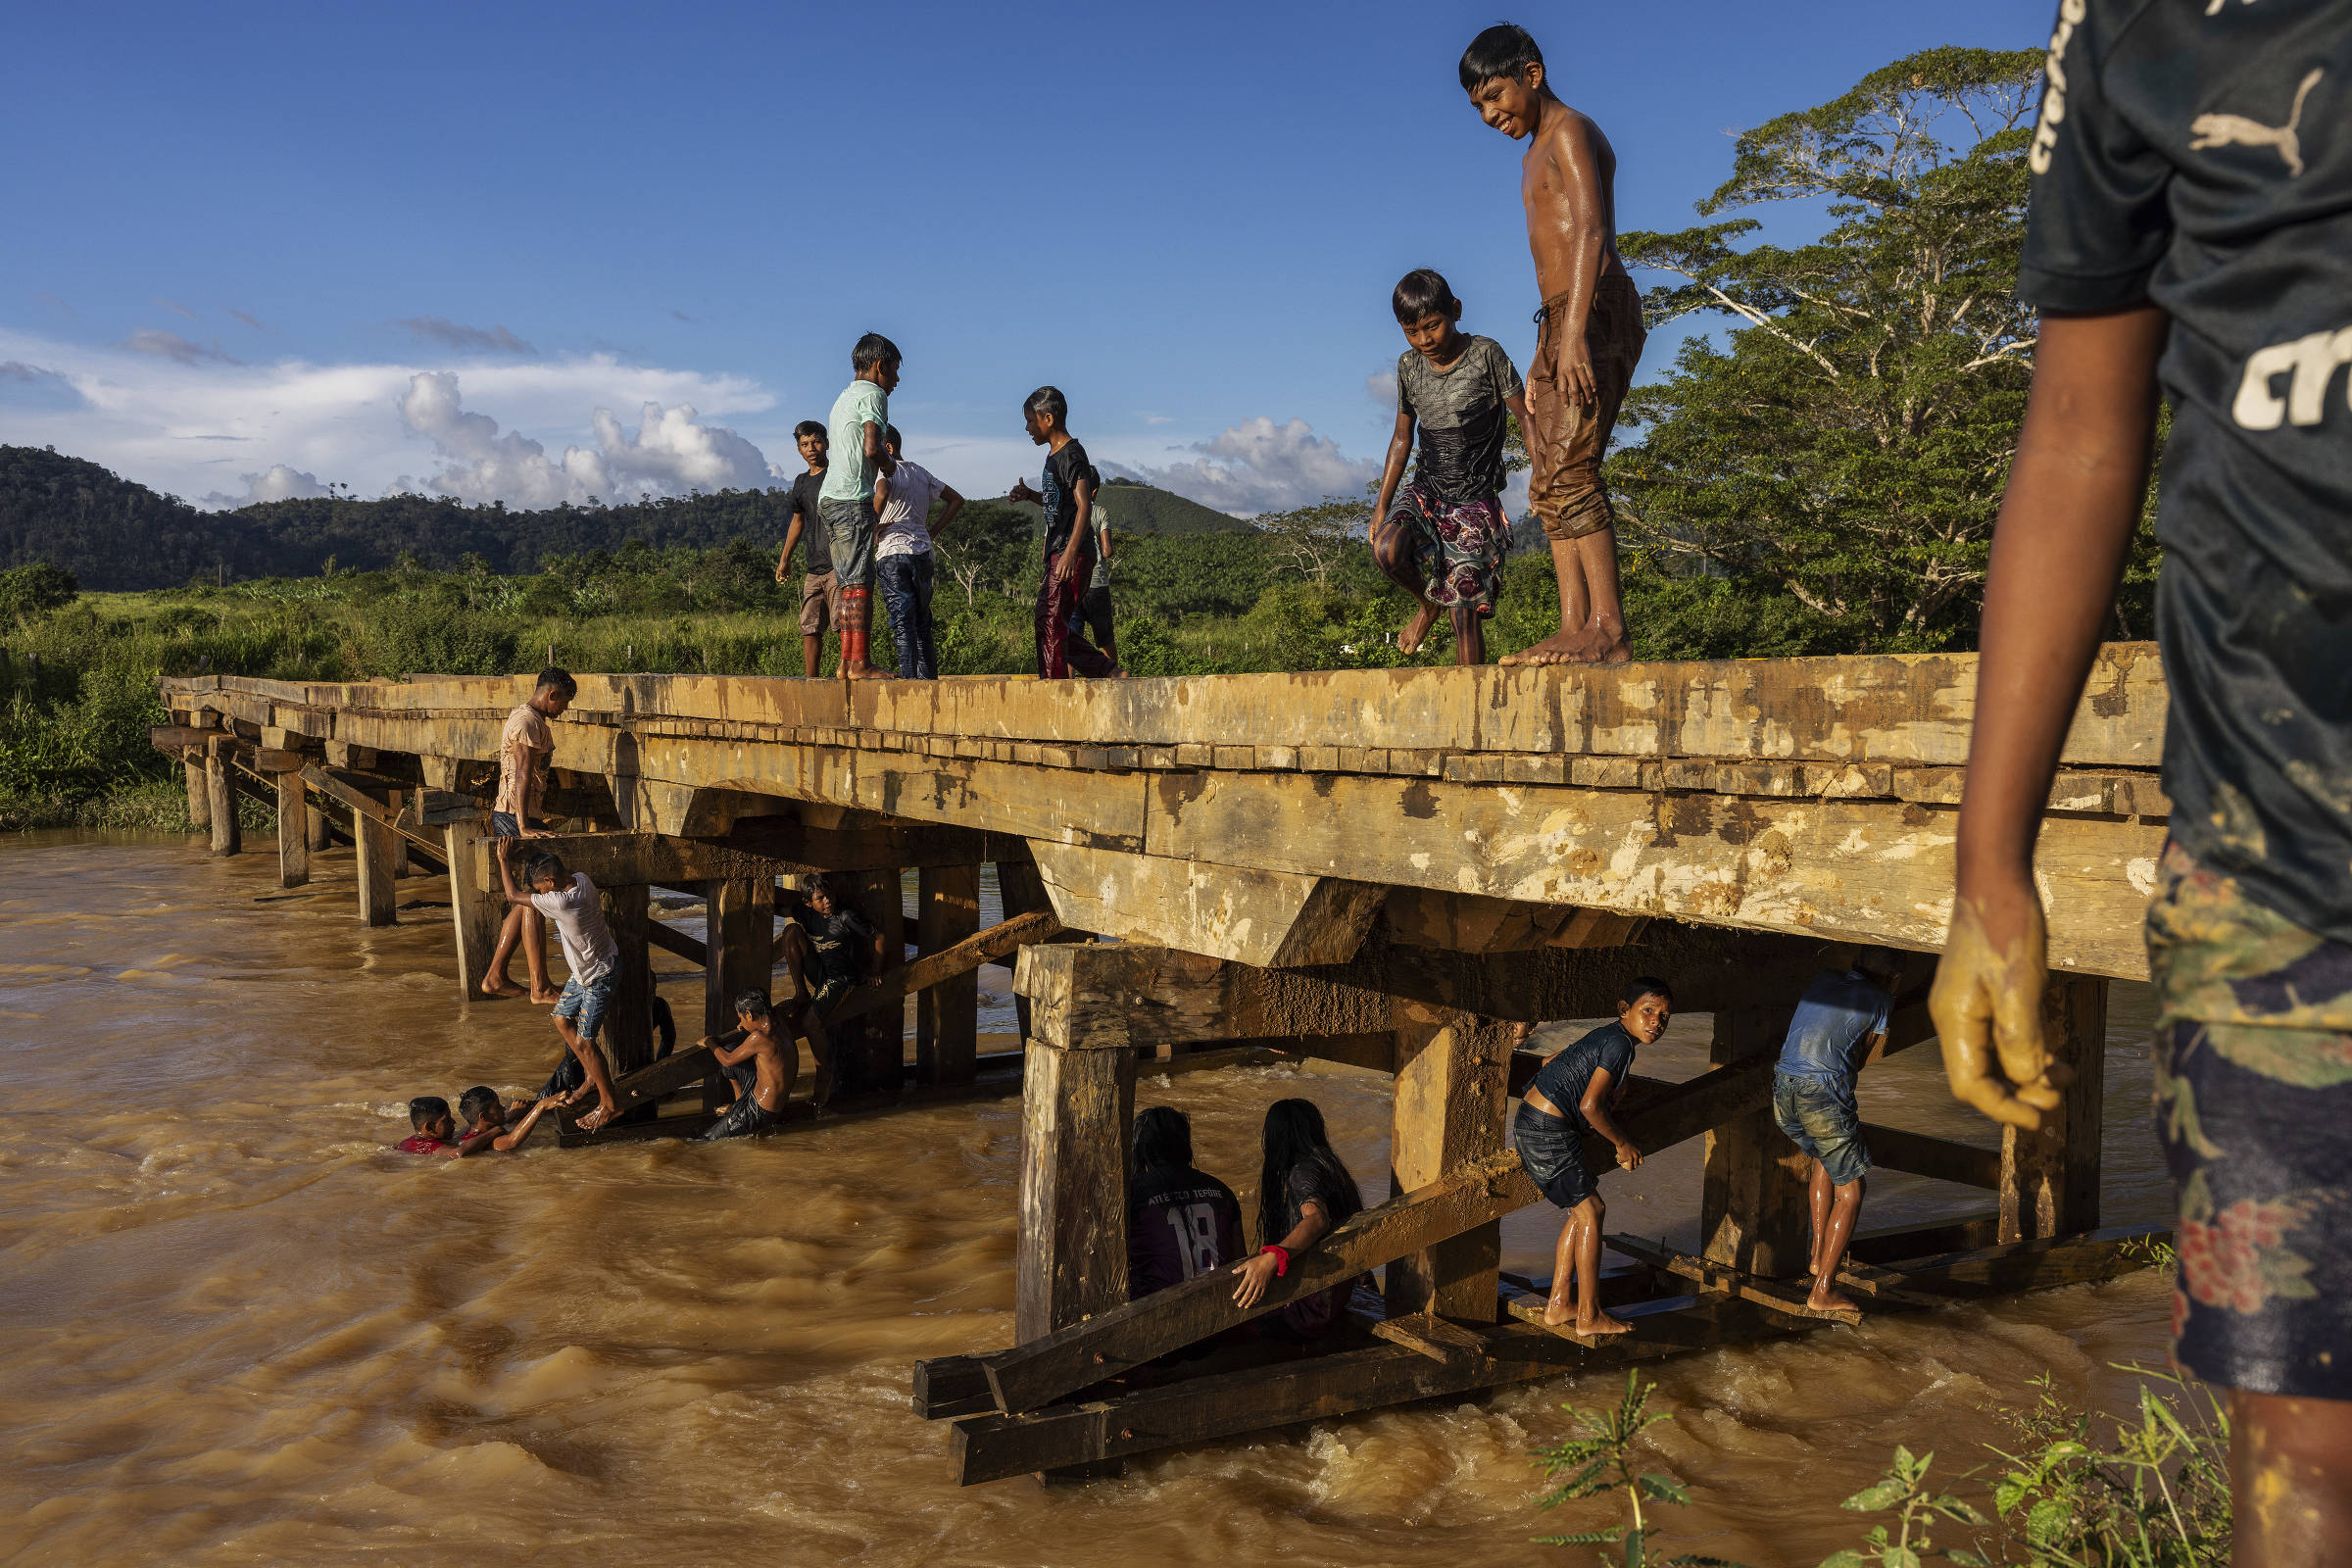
[
  {"x1": 2001, "y1": 976, "x2": 2108, "y2": 1242},
  {"x1": 1144, "y1": 769, "x2": 2161, "y2": 982},
  {"x1": 916, "y1": 864, "x2": 982, "y2": 1086},
  {"x1": 299, "y1": 765, "x2": 443, "y2": 857},
  {"x1": 1387, "y1": 1010, "x2": 1513, "y2": 1320},
  {"x1": 1029, "y1": 842, "x2": 1384, "y2": 966},
  {"x1": 205, "y1": 753, "x2": 239, "y2": 856},
  {"x1": 1013, "y1": 1041, "x2": 1136, "y2": 1343},
  {"x1": 501, "y1": 832, "x2": 805, "y2": 887},
  {"x1": 832, "y1": 908, "x2": 1062, "y2": 1030},
  {"x1": 1384, "y1": 888, "x2": 1571, "y2": 954},
  {"x1": 646, "y1": 918, "x2": 709, "y2": 965},
  {"x1": 183, "y1": 758, "x2": 210, "y2": 832},
  {"x1": 1605, "y1": 1233, "x2": 1860, "y2": 1325},
  {"x1": 444, "y1": 826, "x2": 505, "y2": 1000},
  {"x1": 1368, "y1": 1312, "x2": 1494, "y2": 1365},
  {"x1": 977, "y1": 1054, "x2": 1774, "y2": 1413},
  {"x1": 273, "y1": 769, "x2": 310, "y2": 888},
  {"x1": 1860, "y1": 1123, "x2": 2001, "y2": 1190},
  {"x1": 1846, "y1": 1211, "x2": 2000, "y2": 1266},
  {"x1": 1879, "y1": 1222, "x2": 2168, "y2": 1298},
  {"x1": 151, "y1": 723, "x2": 209, "y2": 755},
  {"x1": 355, "y1": 808, "x2": 397, "y2": 927},
  {"x1": 954, "y1": 1298, "x2": 1786, "y2": 1486}
]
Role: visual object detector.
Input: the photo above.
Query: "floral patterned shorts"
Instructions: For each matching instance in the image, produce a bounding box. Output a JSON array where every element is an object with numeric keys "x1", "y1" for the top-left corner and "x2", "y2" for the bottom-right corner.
[
  {"x1": 2148, "y1": 839, "x2": 2352, "y2": 1399},
  {"x1": 1383, "y1": 480, "x2": 1509, "y2": 612}
]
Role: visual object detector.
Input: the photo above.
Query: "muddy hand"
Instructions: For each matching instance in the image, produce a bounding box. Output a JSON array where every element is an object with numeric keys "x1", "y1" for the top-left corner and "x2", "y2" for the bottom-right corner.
[{"x1": 1930, "y1": 892, "x2": 2071, "y2": 1130}]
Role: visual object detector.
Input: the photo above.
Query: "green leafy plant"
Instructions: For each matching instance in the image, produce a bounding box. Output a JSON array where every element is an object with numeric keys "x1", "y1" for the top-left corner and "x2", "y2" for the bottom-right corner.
[
  {"x1": 1987, "y1": 1370, "x2": 2229, "y2": 1567},
  {"x1": 1819, "y1": 1445, "x2": 1990, "y2": 1568},
  {"x1": 1532, "y1": 1371, "x2": 1744, "y2": 1568}
]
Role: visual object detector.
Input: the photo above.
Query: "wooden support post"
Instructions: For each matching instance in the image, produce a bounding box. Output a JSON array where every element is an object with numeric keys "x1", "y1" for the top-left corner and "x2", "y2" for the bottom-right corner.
[
  {"x1": 1700, "y1": 1004, "x2": 1811, "y2": 1278},
  {"x1": 307, "y1": 797, "x2": 330, "y2": 851},
  {"x1": 386, "y1": 790, "x2": 410, "y2": 876},
  {"x1": 998, "y1": 859, "x2": 1050, "y2": 1042},
  {"x1": 1015, "y1": 1038, "x2": 1136, "y2": 1344},
  {"x1": 917, "y1": 864, "x2": 982, "y2": 1086},
  {"x1": 274, "y1": 768, "x2": 309, "y2": 888},
  {"x1": 184, "y1": 759, "x2": 211, "y2": 832},
  {"x1": 600, "y1": 883, "x2": 658, "y2": 1075},
  {"x1": 2000, "y1": 975, "x2": 2108, "y2": 1243},
  {"x1": 703, "y1": 877, "x2": 775, "y2": 1107},
  {"x1": 1387, "y1": 1009, "x2": 1511, "y2": 1321},
  {"x1": 354, "y1": 808, "x2": 398, "y2": 926},
  {"x1": 842, "y1": 868, "x2": 906, "y2": 1094},
  {"x1": 205, "y1": 753, "x2": 239, "y2": 857},
  {"x1": 445, "y1": 828, "x2": 506, "y2": 1000}
]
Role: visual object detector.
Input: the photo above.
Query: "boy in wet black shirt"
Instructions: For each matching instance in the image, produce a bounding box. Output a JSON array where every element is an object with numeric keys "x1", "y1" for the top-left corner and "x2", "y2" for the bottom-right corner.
[
  {"x1": 1510, "y1": 977, "x2": 1672, "y2": 1334},
  {"x1": 1127, "y1": 1106, "x2": 1245, "y2": 1299},
  {"x1": 1929, "y1": 6, "x2": 2352, "y2": 1554},
  {"x1": 776, "y1": 873, "x2": 884, "y2": 1108},
  {"x1": 1369, "y1": 268, "x2": 1529, "y2": 664},
  {"x1": 1007, "y1": 386, "x2": 1116, "y2": 680}
]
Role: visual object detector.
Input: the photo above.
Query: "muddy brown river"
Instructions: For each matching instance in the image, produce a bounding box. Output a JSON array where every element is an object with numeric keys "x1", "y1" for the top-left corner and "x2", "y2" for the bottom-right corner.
[{"x1": 0, "y1": 831, "x2": 2179, "y2": 1565}]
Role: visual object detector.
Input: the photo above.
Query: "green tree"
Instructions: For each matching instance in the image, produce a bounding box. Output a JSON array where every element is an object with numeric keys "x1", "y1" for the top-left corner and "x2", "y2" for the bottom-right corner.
[
  {"x1": 0, "y1": 561, "x2": 79, "y2": 621},
  {"x1": 1609, "y1": 47, "x2": 2152, "y2": 651}
]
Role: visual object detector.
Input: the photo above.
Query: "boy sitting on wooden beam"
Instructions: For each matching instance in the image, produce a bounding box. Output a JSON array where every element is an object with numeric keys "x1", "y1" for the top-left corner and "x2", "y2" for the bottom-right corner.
[
  {"x1": 1509, "y1": 975, "x2": 1672, "y2": 1333},
  {"x1": 1771, "y1": 948, "x2": 1900, "y2": 1314},
  {"x1": 702, "y1": 990, "x2": 794, "y2": 1141}
]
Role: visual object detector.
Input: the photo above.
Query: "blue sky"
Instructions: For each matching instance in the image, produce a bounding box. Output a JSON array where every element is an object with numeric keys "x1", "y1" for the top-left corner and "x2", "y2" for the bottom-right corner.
[{"x1": 0, "y1": 0, "x2": 2055, "y2": 514}]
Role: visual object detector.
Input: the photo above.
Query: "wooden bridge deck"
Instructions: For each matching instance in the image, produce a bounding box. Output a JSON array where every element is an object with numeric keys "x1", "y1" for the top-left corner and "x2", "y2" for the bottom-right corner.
[{"x1": 155, "y1": 649, "x2": 2173, "y2": 1482}]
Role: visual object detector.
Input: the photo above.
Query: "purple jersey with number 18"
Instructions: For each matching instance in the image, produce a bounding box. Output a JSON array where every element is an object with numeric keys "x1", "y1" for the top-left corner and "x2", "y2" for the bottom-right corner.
[{"x1": 1127, "y1": 1164, "x2": 1246, "y2": 1299}]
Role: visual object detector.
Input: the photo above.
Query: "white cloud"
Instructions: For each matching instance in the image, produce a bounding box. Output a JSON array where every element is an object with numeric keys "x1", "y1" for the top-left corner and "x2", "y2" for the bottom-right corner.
[
  {"x1": 396, "y1": 371, "x2": 779, "y2": 507},
  {"x1": 398, "y1": 317, "x2": 537, "y2": 356},
  {"x1": 1117, "y1": 416, "x2": 1378, "y2": 515},
  {"x1": 122, "y1": 328, "x2": 240, "y2": 367},
  {"x1": 0, "y1": 325, "x2": 777, "y2": 509},
  {"x1": 1365, "y1": 368, "x2": 1397, "y2": 406},
  {"x1": 227, "y1": 309, "x2": 266, "y2": 331},
  {"x1": 204, "y1": 464, "x2": 331, "y2": 508}
]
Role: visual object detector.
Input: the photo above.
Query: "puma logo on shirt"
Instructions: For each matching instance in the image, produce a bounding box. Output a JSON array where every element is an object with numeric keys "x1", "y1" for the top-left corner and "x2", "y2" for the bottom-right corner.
[{"x1": 2191, "y1": 68, "x2": 2324, "y2": 176}]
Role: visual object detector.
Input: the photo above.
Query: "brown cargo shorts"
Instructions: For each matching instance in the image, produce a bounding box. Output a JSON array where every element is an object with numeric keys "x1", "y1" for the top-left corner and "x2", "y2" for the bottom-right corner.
[
  {"x1": 1526, "y1": 271, "x2": 1645, "y2": 542},
  {"x1": 799, "y1": 569, "x2": 840, "y2": 637}
]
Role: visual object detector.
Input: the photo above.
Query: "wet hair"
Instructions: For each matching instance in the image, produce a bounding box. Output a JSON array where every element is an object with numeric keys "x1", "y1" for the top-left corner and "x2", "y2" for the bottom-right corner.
[
  {"x1": 1459, "y1": 23, "x2": 1544, "y2": 94},
  {"x1": 1392, "y1": 269, "x2": 1463, "y2": 326},
  {"x1": 793, "y1": 418, "x2": 827, "y2": 443},
  {"x1": 653, "y1": 993, "x2": 677, "y2": 1056},
  {"x1": 884, "y1": 423, "x2": 903, "y2": 455},
  {"x1": 409, "y1": 1095, "x2": 451, "y2": 1130},
  {"x1": 522, "y1": 852, "x2": 564, "y2": 889},
  {"x1": 1853, "y1": 947, "x2": 1905, "y2": 984},
  {"x1": 1620, "y1": 975, "x2": 1673, "y2": 1009},
  {"x1": 803, "y1": 870, "x2": 846, "y2": 905},
  {"x1": 734, "y1": 989, "x2": 771, "y2": 1020},
  {"x1": 853, "y1": 332, "x2": 902, "y2": 375},
  {"x1": 458, "y1": 1086, "x2": 501, "y2": 1125},
  {"x1": 1256, "y1": 1098, "x2": 1363, "y2": 1248},
  {"x1": 1024, "y1": 385, "x2": 1068, "y2": 426},
  {"x1": 1129, "y1": 1105, "x2": 1196, "y2": 1183},
  {"x1": 536, "y1": 667, "x2": 577, "y2": 700}
]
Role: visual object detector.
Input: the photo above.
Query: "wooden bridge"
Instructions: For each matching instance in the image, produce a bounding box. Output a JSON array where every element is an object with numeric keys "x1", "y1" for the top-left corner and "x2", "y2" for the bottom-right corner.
[{"x1": 155, "y1": 647, "x2": 2172, "y2": 1481}]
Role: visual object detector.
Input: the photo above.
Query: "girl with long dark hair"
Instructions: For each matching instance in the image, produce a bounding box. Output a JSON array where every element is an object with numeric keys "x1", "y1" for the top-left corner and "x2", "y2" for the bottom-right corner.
[{"x1": 1230, "y1": 1098, "x2": 1367, "y2": 1339}]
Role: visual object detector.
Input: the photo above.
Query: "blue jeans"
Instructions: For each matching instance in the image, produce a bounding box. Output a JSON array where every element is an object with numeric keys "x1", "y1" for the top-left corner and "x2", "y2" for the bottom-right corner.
[
  {"x1": 877, "y1": 551, "x2": 937, "y2": 679},
  {"x1": 554, "y1": 970, "x2": 616, "y2": 1042},
  {"x1": 1772, "y1": 1070, "x2": 1871, "y2": 1186}
]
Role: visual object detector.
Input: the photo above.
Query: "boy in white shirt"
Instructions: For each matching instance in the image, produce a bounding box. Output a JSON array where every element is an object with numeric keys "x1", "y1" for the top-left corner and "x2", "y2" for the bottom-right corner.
[
  {"x1": 873, "y1": 424, "x2": 964, "y2": 679},
  {"x1": 495, "y1": 839, "x2": 625, "y2": 1132}
]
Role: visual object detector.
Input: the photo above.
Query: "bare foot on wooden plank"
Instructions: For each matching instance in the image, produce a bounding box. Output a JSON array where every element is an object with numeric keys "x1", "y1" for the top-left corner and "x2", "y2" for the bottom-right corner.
[
  {"x1": 1573, "y1": 1311, "x2": 1636, "y2": 1336},
  {"x1": 1807, "y1": 1282, "x2": 1860, "y2": 1314}
]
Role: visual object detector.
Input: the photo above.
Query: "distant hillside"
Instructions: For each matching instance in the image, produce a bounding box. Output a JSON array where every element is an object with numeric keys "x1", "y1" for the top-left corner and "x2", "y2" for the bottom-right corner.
[
  {"x1": 0, "y1": 445, "x2": 1252, "y2": 590},
  {"x1": 1003, "y1": 475, "x2": 1250, "y2": 538}
]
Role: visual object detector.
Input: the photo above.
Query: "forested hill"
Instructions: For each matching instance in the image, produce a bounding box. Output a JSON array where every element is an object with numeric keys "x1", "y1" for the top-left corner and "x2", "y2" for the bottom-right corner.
[{"x1": 0, "y1": 445, "x2": 1246, "y2": 590}]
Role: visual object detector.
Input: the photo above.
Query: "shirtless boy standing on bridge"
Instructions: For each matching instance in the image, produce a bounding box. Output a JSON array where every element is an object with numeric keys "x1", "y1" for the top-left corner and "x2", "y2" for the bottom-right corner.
[{"x1": 1459, "y1": 23, "x2": 1645, "y2": 666}]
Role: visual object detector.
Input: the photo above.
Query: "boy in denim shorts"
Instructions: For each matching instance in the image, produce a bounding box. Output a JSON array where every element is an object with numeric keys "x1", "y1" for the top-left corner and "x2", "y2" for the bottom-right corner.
[
  {"x1": 1771, "y1": 950, "x2": 1898, "y2": 1314},
  {"x1": 1510, "y1": 976, "x2": 1671, "y2": 1334},
  {"x1": 495, "y1": 841, "x2": 624, "y2": 1133},
  {"x1": 1932, "y1": 4, "x2": 2352, "y2": 1549}
]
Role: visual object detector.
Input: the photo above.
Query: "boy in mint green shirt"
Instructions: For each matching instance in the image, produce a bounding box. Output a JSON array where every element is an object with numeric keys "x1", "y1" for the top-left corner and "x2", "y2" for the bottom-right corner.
[{"x1": 819, "y1": 331, "x2": 900, "y2": 680}]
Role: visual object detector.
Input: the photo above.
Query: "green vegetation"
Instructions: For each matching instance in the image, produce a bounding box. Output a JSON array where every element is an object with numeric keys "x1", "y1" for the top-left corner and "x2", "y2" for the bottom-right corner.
[{"x1": 1532, "y1": 1370, "x2": 2230, "y2": 1568}]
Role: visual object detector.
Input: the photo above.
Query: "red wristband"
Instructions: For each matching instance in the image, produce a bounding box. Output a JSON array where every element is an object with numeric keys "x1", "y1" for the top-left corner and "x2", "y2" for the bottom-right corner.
[{"x1": 1260, "y1": 1245, "x2": 1290, "y2": 1277}]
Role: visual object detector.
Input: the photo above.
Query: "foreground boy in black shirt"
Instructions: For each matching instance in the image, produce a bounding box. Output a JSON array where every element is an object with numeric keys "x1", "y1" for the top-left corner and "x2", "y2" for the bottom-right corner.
[
  {"x1": 1931, "y1": 6, "x2": 2352, "y2": 1556},
  {"x1": 1008, "y1": 386, "x2": 1116, "y2": 679}
]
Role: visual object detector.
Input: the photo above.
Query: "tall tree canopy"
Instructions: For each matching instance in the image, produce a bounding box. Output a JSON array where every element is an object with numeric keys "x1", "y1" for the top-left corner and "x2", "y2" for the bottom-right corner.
[{"x1": 1610, "y1": 47, "x2": 2150, "y2": 651}]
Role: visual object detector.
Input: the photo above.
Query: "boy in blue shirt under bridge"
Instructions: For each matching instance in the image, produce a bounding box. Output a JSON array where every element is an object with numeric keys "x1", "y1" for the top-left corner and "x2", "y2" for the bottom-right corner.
[{"x1": 1772, "y1": 948, "x2": 1901, "y2": 1314}]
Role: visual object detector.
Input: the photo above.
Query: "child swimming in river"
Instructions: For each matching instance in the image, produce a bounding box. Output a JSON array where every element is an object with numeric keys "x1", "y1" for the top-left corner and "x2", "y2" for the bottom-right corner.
[{"x1": 456, "y1": 1086, "x2": 561, "y2": 1152}]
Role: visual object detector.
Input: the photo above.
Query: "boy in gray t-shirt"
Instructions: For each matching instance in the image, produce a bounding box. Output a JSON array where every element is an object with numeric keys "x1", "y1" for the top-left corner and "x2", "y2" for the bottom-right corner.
[{"x1": 1366, "y1": 269, "x2": 1529, "y2": 664}]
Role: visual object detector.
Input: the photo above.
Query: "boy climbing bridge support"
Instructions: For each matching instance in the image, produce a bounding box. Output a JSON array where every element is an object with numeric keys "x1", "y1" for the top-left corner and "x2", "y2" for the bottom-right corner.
[{"x1": 156, "y1": 650, "x2": 2170, "y2": 1466}]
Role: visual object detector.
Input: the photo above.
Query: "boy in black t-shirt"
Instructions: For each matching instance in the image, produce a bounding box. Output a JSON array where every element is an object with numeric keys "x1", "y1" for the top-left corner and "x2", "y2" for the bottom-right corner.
[
  {"x1": 1510, "y1": 977, "x2": 1671, "y2": 1334},
  {"x1": 1929, "y1": 6, "x2": 2352, "y2": 1551},
  {"x1": 773, "y1": 419, "x2": 837, "y2": 677},
  {"x1": 1007, "y1": 385, "x2": 1116, "y2": 679},
  {"x1": 776, "y1": 873, "x2": 884, "y2": 1108}
]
